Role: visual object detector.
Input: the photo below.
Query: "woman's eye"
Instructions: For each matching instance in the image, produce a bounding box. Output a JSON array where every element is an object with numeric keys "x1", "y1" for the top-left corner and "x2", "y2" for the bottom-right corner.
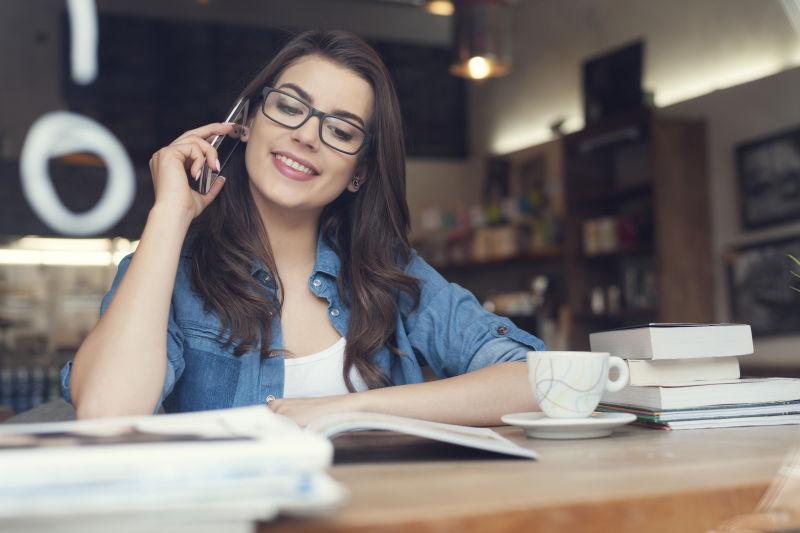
[
  {"x1": 328, "y1": 125, "x2": 354, "y2": 141},
  {"x1": 278, "y1": 102, "x2": 303, "y2": 115}
]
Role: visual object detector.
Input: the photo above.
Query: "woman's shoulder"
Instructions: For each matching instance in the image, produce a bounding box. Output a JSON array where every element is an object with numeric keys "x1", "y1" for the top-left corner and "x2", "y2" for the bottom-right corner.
[
  {"x1": 404, "y1": 250, "x2": 447, "y2": 290},
  {"x1": 114, "y1": 248, "x2": 195, "y2": 293},
  {"x1": 397, "y1": 250, "x2": 453, "y2": 315},
  {"x1": 116, "y1": 229, "x2": 195, "y2": 282}
]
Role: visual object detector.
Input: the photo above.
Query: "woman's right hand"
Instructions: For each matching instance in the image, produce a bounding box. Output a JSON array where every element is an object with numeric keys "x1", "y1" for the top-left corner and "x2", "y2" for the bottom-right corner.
[{"x1": 148, "y1": 122, "x2": 237, "y2": 220}]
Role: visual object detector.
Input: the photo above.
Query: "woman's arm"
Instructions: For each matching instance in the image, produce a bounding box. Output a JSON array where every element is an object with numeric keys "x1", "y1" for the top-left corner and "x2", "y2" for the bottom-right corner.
[
  {"x1": 70, "y1": 123, "x2": 232, "y2": 419},
  {"x1": 269, "y1": 361, "x2": 538, "y2": 426},
  {"x1": 70, "y1": 205, "x2": 193, "y2": 418},
  {"x1": 357, "y1": 361, "x2": 537, "y2": 425}
]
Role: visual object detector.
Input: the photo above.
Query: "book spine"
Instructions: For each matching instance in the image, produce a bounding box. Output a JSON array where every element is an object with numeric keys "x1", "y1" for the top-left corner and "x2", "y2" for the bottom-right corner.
[{"x1": 627, "y1": 357, "x2": 740, "y2": 386}]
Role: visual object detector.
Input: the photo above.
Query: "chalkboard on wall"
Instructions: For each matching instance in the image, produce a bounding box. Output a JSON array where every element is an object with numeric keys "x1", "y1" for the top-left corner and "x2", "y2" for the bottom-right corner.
[
  {"x1": 61, "y1": 14, "x2": 467, "y2": 165},
  {"x1": 4, "y1": 14, "x2": 466, "y2": 239},
  {"x1": 726, "y1": 236, "x2": 800, "y2": 336},
  {"x1": 736, "y1": 126, "x2": 800, "y2": 229}
]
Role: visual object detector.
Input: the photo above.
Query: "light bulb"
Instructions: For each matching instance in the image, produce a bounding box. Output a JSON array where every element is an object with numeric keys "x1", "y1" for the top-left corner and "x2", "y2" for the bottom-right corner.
[
  {"x1": 467, "y1": 57, "x2": 491, "y2": 79},
  {"x1": 425, "y1": 0, "x2": 454, "y2": 16}
]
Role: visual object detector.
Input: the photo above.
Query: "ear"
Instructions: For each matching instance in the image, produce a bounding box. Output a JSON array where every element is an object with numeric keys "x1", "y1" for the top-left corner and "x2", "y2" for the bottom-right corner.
[
  {"x1": 239, "y1": 114, "x2": 256, "y2": 142},
  {"x1": 346, "y1": 159, "x2": 369, "y2": 193}
]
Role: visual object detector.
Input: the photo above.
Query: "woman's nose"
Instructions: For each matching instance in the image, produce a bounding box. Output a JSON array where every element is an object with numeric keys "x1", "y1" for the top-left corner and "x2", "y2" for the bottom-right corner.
[{"x1": 291, "y1": 116, "x2": 320, "y2": 150}]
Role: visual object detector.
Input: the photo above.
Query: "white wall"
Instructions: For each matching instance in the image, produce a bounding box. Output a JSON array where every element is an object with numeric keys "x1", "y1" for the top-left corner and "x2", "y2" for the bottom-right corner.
[
  {"x1": 474, "y1": 0, "x2": 798, "y2": 156},
  {"x1": 662, "y1": 67, "x2": 800, "y2": 366}
]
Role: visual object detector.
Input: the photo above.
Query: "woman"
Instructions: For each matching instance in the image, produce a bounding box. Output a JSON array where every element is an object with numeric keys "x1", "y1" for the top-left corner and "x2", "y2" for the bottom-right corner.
[{"x1": 63, "y1": 30, "x2": 545, "y2": 426}]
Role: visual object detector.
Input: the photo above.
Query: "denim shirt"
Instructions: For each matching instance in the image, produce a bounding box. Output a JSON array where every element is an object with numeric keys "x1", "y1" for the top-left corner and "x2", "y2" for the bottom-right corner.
[{"x1": 61, "y1": 234, "x2": 547, "y2": 414}]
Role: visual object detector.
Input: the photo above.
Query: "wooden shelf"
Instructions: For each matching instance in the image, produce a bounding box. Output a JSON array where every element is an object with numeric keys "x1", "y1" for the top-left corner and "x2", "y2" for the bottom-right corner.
[
  {"x1": 435, "y1": 248, "x2": 563, "y2": 272},
  {"x1": 563, "y1": 111, "x2": 713, "y2": 350},
  {"x1": 575, "y1": 182, "x2": 652, "y2": 206},
  {"x1": 582, "y1": 246, "x2": 653, "y2": 260}
]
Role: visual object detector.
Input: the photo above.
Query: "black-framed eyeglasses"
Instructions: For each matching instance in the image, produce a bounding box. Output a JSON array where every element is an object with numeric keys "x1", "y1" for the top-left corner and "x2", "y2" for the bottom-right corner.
[{"x1": 260, "y1": 86, "x2": 370, "y2": 155}]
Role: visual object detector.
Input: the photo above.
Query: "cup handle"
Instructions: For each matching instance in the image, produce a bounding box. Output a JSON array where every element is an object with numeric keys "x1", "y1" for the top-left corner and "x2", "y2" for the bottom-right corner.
[{"x1": 605, "y1": 356, "x2": 629, "y2": 393}]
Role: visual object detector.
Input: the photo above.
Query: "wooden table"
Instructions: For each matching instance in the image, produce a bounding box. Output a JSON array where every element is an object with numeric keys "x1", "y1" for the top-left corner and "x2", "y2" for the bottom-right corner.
[{"x1": 266, "y1": 424, "x2": 800, "y2": 533}]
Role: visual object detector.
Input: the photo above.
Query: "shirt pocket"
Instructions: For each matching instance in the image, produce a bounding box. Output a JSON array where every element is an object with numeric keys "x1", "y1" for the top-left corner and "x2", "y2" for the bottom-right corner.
[{"x1": 166, "y1": 321, "x2": 242, "y2": 412}]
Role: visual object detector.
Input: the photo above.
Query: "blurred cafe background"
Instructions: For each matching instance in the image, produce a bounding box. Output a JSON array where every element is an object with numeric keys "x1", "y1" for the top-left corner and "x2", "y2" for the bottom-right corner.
[{"x1": 0, "y1": 0, "x2": 799, "y2": 417}]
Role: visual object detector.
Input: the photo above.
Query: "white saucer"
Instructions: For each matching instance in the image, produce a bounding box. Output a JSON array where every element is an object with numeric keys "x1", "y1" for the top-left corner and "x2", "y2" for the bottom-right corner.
[{"x1": 501, "y1": 412, "x2": 637, "y2": 440}]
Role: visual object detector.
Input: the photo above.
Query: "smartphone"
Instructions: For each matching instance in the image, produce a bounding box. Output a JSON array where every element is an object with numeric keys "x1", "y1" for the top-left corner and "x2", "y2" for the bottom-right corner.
[{"x1": 192, "y1": 97, "x2": 250, "y2": 195}]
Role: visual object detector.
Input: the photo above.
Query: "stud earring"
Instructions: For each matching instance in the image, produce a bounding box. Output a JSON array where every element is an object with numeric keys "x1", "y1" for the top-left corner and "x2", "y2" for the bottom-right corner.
[{"x1": 351, "y1": 177, "x2": 361, "y2": 191}]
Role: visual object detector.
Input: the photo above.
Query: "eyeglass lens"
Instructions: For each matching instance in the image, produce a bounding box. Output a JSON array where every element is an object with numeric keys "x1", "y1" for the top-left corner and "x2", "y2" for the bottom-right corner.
[{"x1": 263, "y1": 91, "x2": 366, "y2": 154}]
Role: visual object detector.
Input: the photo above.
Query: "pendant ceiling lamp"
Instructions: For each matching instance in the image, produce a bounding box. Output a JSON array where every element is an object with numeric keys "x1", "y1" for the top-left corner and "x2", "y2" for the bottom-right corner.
[
  {"x1": 424, "y1": 0, "x2": 455, "y2": 16},
  {"x1": 449, "y1": 0, "x2": 513, "y2": 80}
]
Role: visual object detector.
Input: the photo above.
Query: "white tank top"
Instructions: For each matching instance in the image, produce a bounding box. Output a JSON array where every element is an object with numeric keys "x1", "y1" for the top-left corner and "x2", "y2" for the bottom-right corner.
[{"x1": 282, "y1": 337, "x2": 369, "y2": 398}]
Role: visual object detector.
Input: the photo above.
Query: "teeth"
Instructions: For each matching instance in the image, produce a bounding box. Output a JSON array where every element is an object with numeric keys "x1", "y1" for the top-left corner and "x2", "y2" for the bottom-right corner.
[{"x1": 275, "y1": 154, "x2": 315, "y2": 175}]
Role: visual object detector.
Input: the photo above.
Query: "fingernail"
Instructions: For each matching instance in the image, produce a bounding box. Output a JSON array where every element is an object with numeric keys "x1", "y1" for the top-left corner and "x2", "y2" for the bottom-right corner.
[
  {"x1": 194, "y1": 167, "x2": 201, "y2": 179},
  {"x1": 215, "y1": 159, "x2": 221, "y2": 172}
]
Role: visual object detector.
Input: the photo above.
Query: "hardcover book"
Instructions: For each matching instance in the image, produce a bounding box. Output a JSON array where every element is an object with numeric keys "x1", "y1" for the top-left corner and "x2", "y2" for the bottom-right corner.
[{"x1": 589, "y1": 323, "x2": 753, "y2": 360}]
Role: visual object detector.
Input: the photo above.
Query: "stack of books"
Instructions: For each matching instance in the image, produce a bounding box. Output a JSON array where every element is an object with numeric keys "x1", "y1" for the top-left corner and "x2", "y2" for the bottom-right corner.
[{"x1": 590, "y1": 323, "x2": 800, "y2": 430}]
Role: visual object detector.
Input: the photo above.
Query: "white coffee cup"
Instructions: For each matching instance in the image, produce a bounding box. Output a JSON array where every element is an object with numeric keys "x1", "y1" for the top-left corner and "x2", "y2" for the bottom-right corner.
[{"x1": 527, "y1": 351, "x2": 629, "y2": 418}]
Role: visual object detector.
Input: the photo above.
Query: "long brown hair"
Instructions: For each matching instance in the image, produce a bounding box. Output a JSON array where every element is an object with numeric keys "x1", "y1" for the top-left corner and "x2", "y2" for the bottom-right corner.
[{"x1": 188, "y1": 30, "x2": 420, "y2": 390}]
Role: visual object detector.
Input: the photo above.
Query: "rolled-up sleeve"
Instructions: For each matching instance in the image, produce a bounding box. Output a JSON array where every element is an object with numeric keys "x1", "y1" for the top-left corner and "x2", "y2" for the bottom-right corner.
[
  {"x1": 60, "y1": 253, "x2": 185, "y2": 414},
  {"x1": 402, "y1": 253, "x2": 547, "y2": 379}
]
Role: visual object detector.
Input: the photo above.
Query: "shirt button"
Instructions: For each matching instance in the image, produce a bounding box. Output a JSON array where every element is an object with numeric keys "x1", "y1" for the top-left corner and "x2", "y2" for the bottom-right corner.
[
  {"x1": 312, "y1": 279, "x2": 322, "y2": 287},
  {"x1": 330, "y1": 308, "x2": 340, "y2": 317},
  {"x1": 497, "y1": 325, "x2": 509, "y2": 336}
]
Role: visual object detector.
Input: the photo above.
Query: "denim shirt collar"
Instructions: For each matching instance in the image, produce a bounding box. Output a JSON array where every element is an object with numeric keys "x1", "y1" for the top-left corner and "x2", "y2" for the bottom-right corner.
[
  {"x1": 247, "y1": 229, "x2": 341, "y2": 279},
  {"x1": 312, "y1": 231, "x2": 341, "y2": 278}
]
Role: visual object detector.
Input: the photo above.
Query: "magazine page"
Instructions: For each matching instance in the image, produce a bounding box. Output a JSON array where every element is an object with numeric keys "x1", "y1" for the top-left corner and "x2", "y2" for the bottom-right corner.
[{"x1": 305, "y1": 412, "x2": 538, "y2": 460}]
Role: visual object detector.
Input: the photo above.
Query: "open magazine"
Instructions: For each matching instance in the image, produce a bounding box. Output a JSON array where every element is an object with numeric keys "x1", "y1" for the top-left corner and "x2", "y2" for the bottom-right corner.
[
  {"x1": 0, "y1": 406, "x2": 538, "y2": 465},
  {"x1": 305, "y1": 411, "x2": 538, "y2": 460}
]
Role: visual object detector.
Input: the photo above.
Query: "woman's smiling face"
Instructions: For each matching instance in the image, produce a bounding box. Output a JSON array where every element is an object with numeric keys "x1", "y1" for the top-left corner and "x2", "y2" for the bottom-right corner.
[{"x1": 244, "y1": 54, "x2": 374, "y2": 215}]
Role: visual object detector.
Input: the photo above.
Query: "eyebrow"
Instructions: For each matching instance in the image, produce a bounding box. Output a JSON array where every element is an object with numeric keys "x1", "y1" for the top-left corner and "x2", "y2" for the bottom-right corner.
[{"x1": 277, "y1": 83, "x2": 366, "y2": 128}]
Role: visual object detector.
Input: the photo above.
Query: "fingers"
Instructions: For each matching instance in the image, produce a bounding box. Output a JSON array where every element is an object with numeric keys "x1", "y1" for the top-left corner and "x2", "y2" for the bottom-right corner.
[
  {"x1": 266, "y1": 398, "x2": 284, "y2": 413},
  {"x1": 170, "y1": 135, "x2": 221, "y2": 180},
  {"x1": 175, "y1": 122, "x2": 237, "y2": 145},
  {"x1": 161, "y1": 142, "x2": 206, "y2": 180},
  {"x1": 160, "y1": 123, "x2": 236, "y2": 181},
  {"x1": 177, "y1": 135, "x2": 221, "y2": 181},
  {"x1": 199, "y1": 174, "x2": 227, "y2": 208}
]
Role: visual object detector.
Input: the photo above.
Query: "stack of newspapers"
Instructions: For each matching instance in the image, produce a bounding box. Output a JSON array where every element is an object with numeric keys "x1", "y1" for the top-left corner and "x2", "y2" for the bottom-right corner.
[
  {"x1": 0, "y1": 406, "x2": 347, "y2": 533},
  {"x1": 592, "y1": 323, "x2": 800, "y2": 430}
]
